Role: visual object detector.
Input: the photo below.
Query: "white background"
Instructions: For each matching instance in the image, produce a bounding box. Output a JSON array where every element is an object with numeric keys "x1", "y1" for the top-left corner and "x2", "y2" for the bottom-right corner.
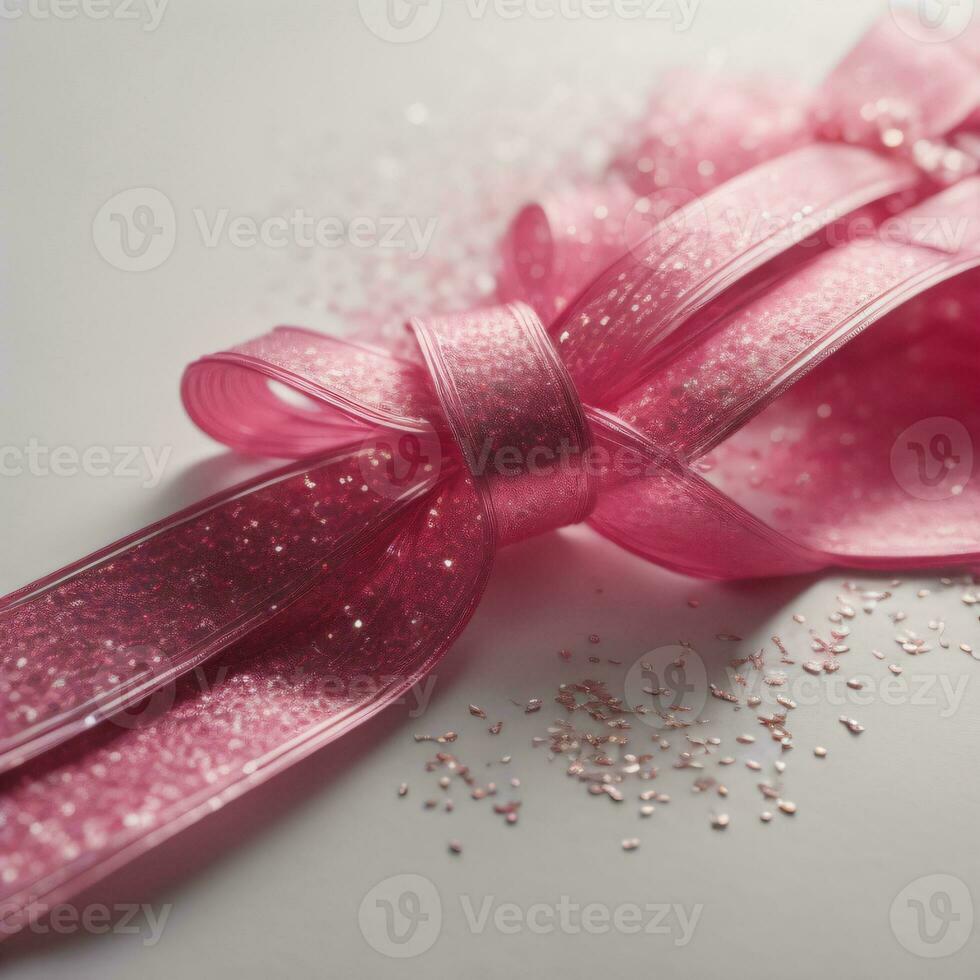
[{"x1": 2, "y1": 1, "x2": 979, "y2": 977}]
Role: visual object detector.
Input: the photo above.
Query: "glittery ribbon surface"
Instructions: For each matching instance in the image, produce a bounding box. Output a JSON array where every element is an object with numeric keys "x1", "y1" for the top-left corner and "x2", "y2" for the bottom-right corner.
[{"x1": 3, "y1": 13, "x2": 980, "y2": 936}]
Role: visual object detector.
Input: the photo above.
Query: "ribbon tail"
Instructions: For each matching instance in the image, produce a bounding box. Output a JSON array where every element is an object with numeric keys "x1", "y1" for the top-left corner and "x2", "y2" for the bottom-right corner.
[
  {"x1": 0, "y1": 443, "x2": 442, "y2": 774},
  {"x1": 0, "y1": 464, "x2": 492, "y2": 940}
]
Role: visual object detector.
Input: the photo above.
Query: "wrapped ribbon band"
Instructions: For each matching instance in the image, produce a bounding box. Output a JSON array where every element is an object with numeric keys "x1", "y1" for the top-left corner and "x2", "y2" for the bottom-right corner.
[{"x1": 411, "y1": 303, "x2": 596, "y2": 545}]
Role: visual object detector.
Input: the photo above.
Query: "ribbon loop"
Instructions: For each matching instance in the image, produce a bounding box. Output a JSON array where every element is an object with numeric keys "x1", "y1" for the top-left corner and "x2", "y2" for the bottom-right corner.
[
  {"x1": 817, "y1": 11, "x2": 980, "y2": 184},
  {"x1": 411, "y1": 303, "x2": 596, "y2": 546}
]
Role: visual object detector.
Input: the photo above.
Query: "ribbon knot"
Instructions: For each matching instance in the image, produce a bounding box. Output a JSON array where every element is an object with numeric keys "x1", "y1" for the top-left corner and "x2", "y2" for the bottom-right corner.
[{"x1": 410, "y1": 304, "x2": 596, "y2": 546}]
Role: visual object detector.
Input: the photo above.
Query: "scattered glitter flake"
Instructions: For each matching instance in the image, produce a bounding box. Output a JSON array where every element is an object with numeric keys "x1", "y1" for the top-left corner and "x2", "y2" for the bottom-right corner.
[
  {"x1": 710, "y1": 684, "x2": 740, "y2": 704},
  {"x1": 897, "y1": 630, "x2": 932, "y2": 656},
  {"x1": 405, "y1": 576, "x2": 978, "y2": 845},
  {"x1": 622, "y1": 838, "x2": 640, "y2": 851},
  {"x1": 917, "y1": 590, "x2": 931, "y2": 599},
  {"x1": 493, "y1": 801, "x2": 521, "y2": 825},
  {"x1": 928, "y1": 619, "x2": 951, "y2": 650},
  {"x1": 772, "y1": 636, "x2": 792, "y2": 662},
  {"x1": 398, "y1": 783, "x2": 409, "y2": 797},
  {"x1": 415, "y1": 731, "x2": 458, "y2": 744},
  {"x1": 449, "y1": 840, "x2": 462, "y2": 855}
]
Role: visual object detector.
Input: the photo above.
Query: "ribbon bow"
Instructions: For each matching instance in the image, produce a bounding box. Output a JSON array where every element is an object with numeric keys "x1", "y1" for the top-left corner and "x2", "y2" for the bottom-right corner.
[{"x1": 2, "y1": 13, "x2": 980, "y2": 935}]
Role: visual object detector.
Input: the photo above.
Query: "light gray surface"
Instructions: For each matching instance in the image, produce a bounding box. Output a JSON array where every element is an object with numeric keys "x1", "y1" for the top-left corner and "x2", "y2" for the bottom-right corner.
[{"x1": 2, "y1": 1, "x2": 979, "y2": 977}]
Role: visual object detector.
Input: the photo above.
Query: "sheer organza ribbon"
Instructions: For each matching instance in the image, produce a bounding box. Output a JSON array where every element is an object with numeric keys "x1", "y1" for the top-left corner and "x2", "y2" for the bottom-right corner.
[{"x1": 3, "y1": 13, "x2": 980, "y2": 935}]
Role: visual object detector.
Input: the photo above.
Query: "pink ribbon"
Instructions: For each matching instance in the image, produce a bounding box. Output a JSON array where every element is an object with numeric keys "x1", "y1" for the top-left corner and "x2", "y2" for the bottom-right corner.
[{"x1": 3, "y1": 13, "x2": 980, "y2": 936}]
